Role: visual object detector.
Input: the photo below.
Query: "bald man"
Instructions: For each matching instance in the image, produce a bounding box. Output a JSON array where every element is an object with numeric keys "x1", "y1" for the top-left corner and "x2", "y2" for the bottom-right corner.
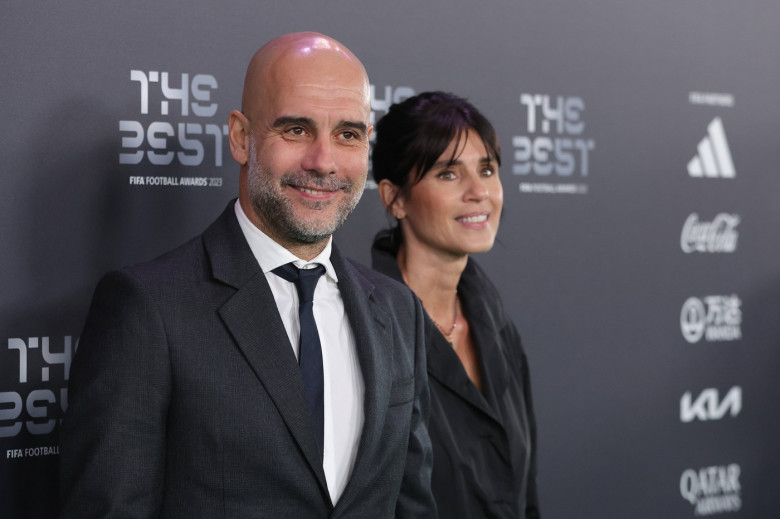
[{"x1": 60, "y1": 33, "x2": 435, "y2": 518}]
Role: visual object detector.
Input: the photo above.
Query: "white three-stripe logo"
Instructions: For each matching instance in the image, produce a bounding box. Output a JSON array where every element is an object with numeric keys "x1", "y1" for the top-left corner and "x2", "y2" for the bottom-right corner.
[{"x1": 687, "y1": 117, "x2": 735, "y2": 178}]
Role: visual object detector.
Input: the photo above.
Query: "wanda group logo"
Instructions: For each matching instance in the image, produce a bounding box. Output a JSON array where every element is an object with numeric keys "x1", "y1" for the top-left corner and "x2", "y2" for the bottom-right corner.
[{"x1": 680, "y1": 295, "x2": 742, "y2": 344}]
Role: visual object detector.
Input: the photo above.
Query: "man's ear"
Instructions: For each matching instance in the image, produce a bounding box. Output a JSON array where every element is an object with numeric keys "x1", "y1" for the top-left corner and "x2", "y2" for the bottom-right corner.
[
  {"x1": 228, "y1": 110, "x2": 251, "y2": 165},
  {"x1": 377, "y1": 179, "x2": 405, "y2": 219}
]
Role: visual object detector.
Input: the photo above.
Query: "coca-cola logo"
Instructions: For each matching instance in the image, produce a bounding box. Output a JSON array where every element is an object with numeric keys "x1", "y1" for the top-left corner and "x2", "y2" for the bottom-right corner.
[{"x1": 681, "y1": 213, "x2": 739, "y2": 253}]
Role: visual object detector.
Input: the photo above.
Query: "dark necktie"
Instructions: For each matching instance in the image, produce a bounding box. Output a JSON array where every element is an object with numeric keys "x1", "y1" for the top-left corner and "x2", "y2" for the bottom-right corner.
[{"x1": 272, "y1": 262, "x2": 326, "y2": 456}]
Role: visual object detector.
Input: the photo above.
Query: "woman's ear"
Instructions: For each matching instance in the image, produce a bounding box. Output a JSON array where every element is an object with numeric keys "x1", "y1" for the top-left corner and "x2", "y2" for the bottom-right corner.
[{"x1": 378, "y1": 179, "x2": 405, "y2": 219}]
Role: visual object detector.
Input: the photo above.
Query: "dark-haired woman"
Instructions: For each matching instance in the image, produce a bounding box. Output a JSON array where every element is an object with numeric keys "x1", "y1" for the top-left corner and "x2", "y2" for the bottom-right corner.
[{"x1": 371, "y1": 91, "x2": 540, "y2": 518}]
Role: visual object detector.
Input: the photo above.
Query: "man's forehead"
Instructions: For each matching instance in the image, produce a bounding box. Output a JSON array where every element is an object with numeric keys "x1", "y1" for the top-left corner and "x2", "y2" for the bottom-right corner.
[
  {"x1": 243, "y1": 33, "x2": 370, "y2": 119},
  {"x1": 283, "y1": 34, "x2": 347, "y2": 58},
  {"x1": 262, "y1": 99, "x2": 371, "y2": 129},
  {"x1": 263, "y1": 32, "x2": 360, "y2": 68},
  {"x1": 271, "y1": 51, "x2": 366, "y2": 91},
  {"x1": 256, "y1": 73, "x2": 370, "y2": 120}
]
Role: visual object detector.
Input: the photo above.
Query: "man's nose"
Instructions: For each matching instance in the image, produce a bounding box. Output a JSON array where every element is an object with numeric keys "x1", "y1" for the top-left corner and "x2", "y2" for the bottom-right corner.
[{"x1": 301, "y1": 136, "x2": 337, "y2": 175}]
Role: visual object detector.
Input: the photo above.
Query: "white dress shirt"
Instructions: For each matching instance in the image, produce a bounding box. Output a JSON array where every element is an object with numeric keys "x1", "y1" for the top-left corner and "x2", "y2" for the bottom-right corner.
[{"x1": 234, "y1": 201, "x2": 365, "y2": 505}]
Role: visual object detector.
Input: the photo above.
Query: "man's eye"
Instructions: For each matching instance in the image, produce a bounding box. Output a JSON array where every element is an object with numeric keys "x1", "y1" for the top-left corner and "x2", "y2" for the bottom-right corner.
[
  {"x1": 287, "y1": 127, "x2": 306, "y2": 136},
  {"x1": 339, "y1": 131, "x2": 358, "y2": 141}
]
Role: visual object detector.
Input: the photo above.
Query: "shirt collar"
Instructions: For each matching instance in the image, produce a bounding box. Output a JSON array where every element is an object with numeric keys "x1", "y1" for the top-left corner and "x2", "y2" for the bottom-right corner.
[{"x1": 234, "y1": 200, "x2": 338, "y2": 282}]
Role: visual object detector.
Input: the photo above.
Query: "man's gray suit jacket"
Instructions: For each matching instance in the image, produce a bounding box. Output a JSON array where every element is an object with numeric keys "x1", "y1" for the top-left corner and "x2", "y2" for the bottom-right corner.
[{"x1": 59, "y1": 202, "x2": 435, "y2": 518}]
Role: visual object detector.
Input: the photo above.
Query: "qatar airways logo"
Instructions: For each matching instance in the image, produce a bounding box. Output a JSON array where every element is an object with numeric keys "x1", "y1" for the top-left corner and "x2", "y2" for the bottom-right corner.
[
  {"x1": 681, "y1": 213, "x2": 740, "y2": 254},
  {"x1": 680, "y1": 295, "x2": 742, "y2": 344},
  {"x1": 680, "y1": 463, "x2": 742, "y2": 516}
]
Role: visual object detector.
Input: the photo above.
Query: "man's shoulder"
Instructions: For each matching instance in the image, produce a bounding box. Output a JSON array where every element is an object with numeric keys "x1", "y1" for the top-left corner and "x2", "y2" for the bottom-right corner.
[
  {"x1": 98, "y1": 233, "x2": 208, "y2": 298},
  {"x1": 109, "y1": 202, "x2": 242, "y2": 291},
  {"x1": 335, "y1": 256, "x2": 423, "y2": 326},
  {"x1": 342, "y1": 257, "x2": 413, "y2": 299}
]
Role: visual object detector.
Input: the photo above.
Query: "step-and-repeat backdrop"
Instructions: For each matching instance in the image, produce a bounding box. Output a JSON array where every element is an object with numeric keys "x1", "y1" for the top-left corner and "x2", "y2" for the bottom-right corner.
[{"x1": 2, "y1": 2, "x2": 779, "y2": 517}]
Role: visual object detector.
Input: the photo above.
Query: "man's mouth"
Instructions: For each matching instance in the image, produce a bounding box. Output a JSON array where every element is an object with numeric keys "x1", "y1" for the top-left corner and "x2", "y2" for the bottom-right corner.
[
  {"x1": 296, "y1": 186, "x2": 333, "y2": 195},
  {"x1": 282, "y1": 173, "x2": 351, "y2": 196}
]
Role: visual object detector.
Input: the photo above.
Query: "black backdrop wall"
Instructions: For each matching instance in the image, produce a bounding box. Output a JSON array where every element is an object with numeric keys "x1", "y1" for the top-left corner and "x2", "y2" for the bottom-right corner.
[{"x1": 2, "y1": 2, "x2": 779, "y2": 518}]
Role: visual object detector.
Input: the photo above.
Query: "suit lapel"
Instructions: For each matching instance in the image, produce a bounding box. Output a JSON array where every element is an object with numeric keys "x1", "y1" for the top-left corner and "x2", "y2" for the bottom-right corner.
[
  {"x1": 204, "y1": 204, "x2": 329, "y2": 495},
  {"x1": 329, "y1": 248, "x2": 393, "y2": 511}
]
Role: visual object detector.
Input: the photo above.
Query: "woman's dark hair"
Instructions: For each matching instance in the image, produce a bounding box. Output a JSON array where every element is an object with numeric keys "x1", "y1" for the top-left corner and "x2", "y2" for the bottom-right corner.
[{"x1": 372, "y1": 91, "x2": 501, "y2": 190}]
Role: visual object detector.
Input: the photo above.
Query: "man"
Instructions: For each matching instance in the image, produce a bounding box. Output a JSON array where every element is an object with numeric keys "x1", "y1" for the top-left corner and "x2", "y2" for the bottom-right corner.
[{"x1": 60, "y1": 32, "x2": 435, "y2": 518}]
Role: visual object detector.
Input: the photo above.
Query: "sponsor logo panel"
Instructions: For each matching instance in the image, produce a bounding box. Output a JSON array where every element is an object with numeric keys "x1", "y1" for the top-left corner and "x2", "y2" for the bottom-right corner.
[
  {"x1": 680, "y1": 386, "x2": 741, "y2": 423},
  {"x1": 677, "y1": 91, "x2": 743, "y2": 518},
  {"x1": 119, "y1": 70, "x2": 228, "y2": 188},
  {"x1": 687, "y1": 118, "x2": 735, "y2": 179},
  {"x1": 680, "y1": 463, "x2": 742, "y2": 516},
  {"x1": 512, "y1": 94, "x2": 595, "y2": 195},
  {"x1": 680, "y1": 295, "x2": 742, "y2": 344},
  {"x1": 688, "y1": 91, "x2": 735, "y2": 108},
  {"x1": 680, "y1": 213, "x2": 739, "y2": 254},
  {"x1": 1, "y1": 336, "x2": 75, "y2": 444}
]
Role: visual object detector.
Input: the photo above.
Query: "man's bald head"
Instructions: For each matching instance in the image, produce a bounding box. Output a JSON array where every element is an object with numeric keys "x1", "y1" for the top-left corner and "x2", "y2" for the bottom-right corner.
[
  {"x1": 241, "y1": 32, "x2": 370, "y2": 123},
  {"x1": 228, "y1": 32, "x2": 373, "y2": 259}
]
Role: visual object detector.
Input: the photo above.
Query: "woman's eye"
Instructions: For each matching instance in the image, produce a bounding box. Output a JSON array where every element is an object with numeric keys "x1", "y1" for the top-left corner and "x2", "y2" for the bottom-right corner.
[
  {"x1": 437, "y1": 170, "x2": 456, "y2": 180},
  {"x1": 482, "y1": 167, "x2": 495, "y2": 177}
]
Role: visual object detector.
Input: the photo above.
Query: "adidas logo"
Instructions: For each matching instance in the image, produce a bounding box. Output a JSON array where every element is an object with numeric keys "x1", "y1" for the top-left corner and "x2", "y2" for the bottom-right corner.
[{"x1": 687, "y1": 117, "x2": 735, "y2": 178}]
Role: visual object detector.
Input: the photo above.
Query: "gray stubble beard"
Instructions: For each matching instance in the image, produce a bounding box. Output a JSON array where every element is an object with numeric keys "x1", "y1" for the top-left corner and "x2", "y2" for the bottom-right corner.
[{"x1": 246, "y1": 137, "x2": 366, "y2": 245}]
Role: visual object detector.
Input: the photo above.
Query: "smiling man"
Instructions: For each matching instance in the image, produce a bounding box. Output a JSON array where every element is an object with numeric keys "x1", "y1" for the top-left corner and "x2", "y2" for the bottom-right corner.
[
  {"x1": 60, "y1": 32, "x2": 435, "y2": 518},
  {"x1": 233, "y1": 33, "x2": 370, "y2": 258}
]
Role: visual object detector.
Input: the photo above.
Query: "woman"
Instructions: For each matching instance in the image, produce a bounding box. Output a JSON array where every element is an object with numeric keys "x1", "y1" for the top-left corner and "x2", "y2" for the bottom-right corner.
[{"x1": 371, "y1": 91, "x2": 540, "y2": 518}]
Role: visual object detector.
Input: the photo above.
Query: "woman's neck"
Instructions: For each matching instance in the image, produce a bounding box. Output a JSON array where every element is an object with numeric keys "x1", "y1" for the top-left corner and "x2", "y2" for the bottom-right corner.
[
  {"x1": 396, "y1": 237, "x2": 482, "y2": 391},
  {"x1": 396, "y1": 241, "x2": 467, "y2": 323}
]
